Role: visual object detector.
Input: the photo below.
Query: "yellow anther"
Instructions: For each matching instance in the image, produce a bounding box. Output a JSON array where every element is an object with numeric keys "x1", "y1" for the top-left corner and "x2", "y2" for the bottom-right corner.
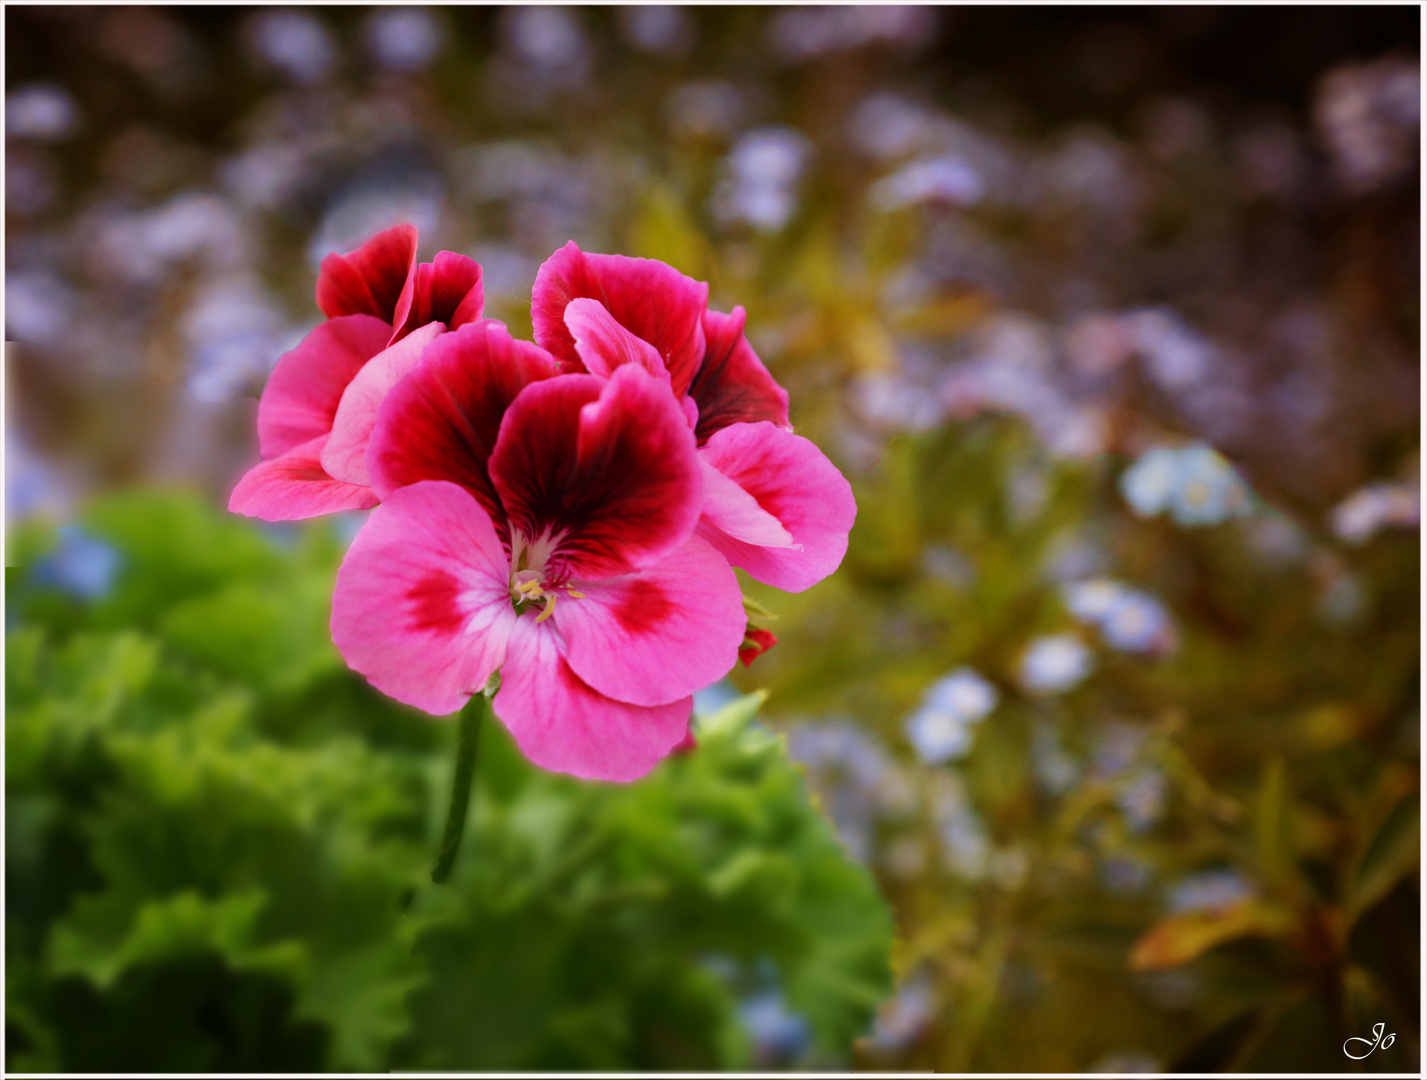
[
  {"x1": 534, "y1": 591, "x2": 558, "y2": 623},
  {"x1": 566, "y1": 589, "x2": 585, "y2": 599}
]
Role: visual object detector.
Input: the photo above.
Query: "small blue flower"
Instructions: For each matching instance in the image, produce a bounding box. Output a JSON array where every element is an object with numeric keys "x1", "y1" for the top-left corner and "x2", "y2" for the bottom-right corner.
[
  {"x1": 1119, "y1": 447, "x2": 1181, "y2": 517},
  {"x1": 1099, "y1": 591, "x2": 1175, "y2": 655},
  {"x1": 30, "y1": 527, "x2": 121, "y2": 601},
  {"x1": 1167, "y1": 869, "x2": 1254, "y2": 913},
  {"x1": 1119, "y1": 443, "x2": 1253, "y2": 526},
  {"x1": 1019, "y1": 634, "x2": 1093, "y2": 694},
  {"x1": 905, "y1": 668, "x2": 997, "y2": 764},
  {"x1": 739, "y1": 991, "x2": 810, "y2": 1066}
]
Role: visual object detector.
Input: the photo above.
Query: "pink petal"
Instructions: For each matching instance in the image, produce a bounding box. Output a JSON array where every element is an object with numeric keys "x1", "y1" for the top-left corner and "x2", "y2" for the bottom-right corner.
[
  {"x1": 489, "y1": 364, "x2": 702, "y2": 581},
  {"x1": 493, "y1": 614, "x2": 693, "y2": 782},
  {"x1": 396, "y1": 251, "x2": 485, "y2": 340},
  {"x1": 696, "y1": 422, "x2": 856, "y2": 593},
  {"x1": 331, "y1": 481, "x2": 516, "y2": 716},
  {"x1": 315, "y1": 223, "x2": 418, "y2": 327},
  {"x1": 563, "y1": 297, "x2": 671, "y2": 385},
  {"x1": 320, "y1": 322, "x2": 446, "y2": 486},
  {"x1": 687, "y1": 306, "x2": 790, "y2": 445},
  {"x1": 531, "y1": 241, "x2": 709, "y2": 395},
  {"x1": 369, "y1": 320, "x2": 560, "y2": 527},
  {"x1": 256, "y1": 315, "x2": 392, "y2": 459},
  {"x1": 699, "y1": 458, "x2": 794, "y2": 547},
  {"x1": 555, "y1": 534, "x2": 745, "y2": 707},
  {"x1": 229, "y1": 435, "x2": 378, "y2": 521}
]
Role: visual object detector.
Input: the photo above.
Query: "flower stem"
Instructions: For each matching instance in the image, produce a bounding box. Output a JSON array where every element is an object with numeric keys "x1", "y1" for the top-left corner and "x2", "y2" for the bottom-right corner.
[{"x1": 430, "y1": 691, "x2": 486, "y2": 884}]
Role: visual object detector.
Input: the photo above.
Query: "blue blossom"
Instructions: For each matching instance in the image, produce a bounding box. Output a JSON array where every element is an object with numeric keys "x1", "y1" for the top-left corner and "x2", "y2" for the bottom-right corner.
[
  {"x1": 1099, "y1": 591, "x2": 1176, "y2": 656},
  {"x1": 1119, "y1": 448, "x2": 1180, "y2": 517},
  {"x1": 1167, "y1": 869, "x2": 1254, "y2": 913},
  {"x1": 739, "y1": 990, "x2": 810, "y2": 1066},
  {"x1": 1019, "y1": 634, "x2": 1093, "y2": 694},
  {"x1": 905, "y1": 668, "x2": 998, "y2": 764},
  {"x1": 1064, "y1": 578, "x2": 1177, "y2": 656},
  {"x1": 712, "y1": 127, "x2": 812, "y2": 231},
  {"x1": 1119, "y1": 443, "x2": 1253, "y2": 526},
  {"x1": 31, "y1": 528, "x2": 122, "y2": 601}
]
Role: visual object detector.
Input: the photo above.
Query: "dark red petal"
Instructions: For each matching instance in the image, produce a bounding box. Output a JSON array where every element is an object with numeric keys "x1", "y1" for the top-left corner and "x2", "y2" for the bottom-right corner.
[
  {"x1": 368, "y1": 320, "x2": 560, "y2": 530},
  {"x1": 689, "y1": 306, "x2": 791, "y2": 445},
  {"x1": 396, "y1": 251, "x2": 485, "y2": 340},
  {"x1": 315, "y1": 223, "x2": 419, "y2": 326},
  {"x1": 531, "y1": 241, "x2": 709, "y2": 395},
  {"x1": 739, "y1": 627, "x2": 778, "y2": 667},
  {"x1": 256, "y1": 314, "x2": 392, "y2": 460},
  {"x1": 488, "y1": 364, "x2": 702, "y2": 581}
]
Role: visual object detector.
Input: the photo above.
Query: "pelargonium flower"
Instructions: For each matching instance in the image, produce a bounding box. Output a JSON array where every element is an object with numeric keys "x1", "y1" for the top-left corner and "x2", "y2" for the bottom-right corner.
[
  {"x1": 333, "y1": 325, "x2": 746, "y2": 781},
  {"x1": 532, "y1": 241, "x2": 855, "y2": 592},
  {"x1": 230, "y1": 225, "x2": 484, "y2": 521}
]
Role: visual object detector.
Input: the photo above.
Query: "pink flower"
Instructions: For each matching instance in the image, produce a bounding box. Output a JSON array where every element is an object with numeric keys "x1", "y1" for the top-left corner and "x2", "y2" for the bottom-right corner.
[
  {"x1": 533, "y1": 241, "x2": 856, "y2": 592},
  {"x1": 229, "y1": 226, "x2": 483, "y2": 521},
  {"x1": 334, "y1": 326, "x2": 746, "y2": 781}
]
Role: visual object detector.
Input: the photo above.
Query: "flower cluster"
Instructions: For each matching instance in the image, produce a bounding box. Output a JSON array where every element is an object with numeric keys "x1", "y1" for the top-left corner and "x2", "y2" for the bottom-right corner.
[{"x1": 231, "y1": 225, "x2": 855, "y2": 781}]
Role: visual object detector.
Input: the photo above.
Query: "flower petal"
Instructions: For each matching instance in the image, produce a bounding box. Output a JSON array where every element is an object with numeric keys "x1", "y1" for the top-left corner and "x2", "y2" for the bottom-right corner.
[
  {"x1": 396, "y1": 251, "x2": 485, "y2": 340},
  {"x1": 331, "y1": 481, "x2": 516, "y2": 716},
  {"x1": 563, "y1": 297, "x2": 671, "y2": 385},
  {"x1": 320, "y1": 322, "x2": 446, "y2": 486},
  {"x1": 315, "y1": 223, "x2": 419, "y2": 326},
  {"x1": 531, "y1": 241, "x2": 709, "y2": 395},
  {"x1": 698, "y1": 457, "x2": 794, "y2": 547},
  {"x1": 369, "y1": 320, "x2": 559, "y2": 527},
  {"x1": 489, "y1": 364, "x2": 702, "y2": 581},
  {"x1": 229, "y1": 435, "x2": 378, "y2": 521},
  {"x1": 256, "y1": 315, "x2": 392, "y2": 459},
  {"x1": 493, "y1": 614, "x2": 693, "y2": 782},
  {"x1": 688, "y1": 306, "x2": 791, "y2": 445},
  {"x1": 555, "y1": 534, "x2": 745, "y2": 707},
  {"x1": 697, "y1": 422, "x2": 855, "y2": 593}
]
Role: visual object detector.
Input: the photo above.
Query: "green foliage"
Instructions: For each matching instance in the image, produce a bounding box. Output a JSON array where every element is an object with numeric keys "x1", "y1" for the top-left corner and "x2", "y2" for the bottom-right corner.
[
  {"x1": 728, "y1": 408, "x2": 1419, "y2": 1072},
  {"x1": 6, "y1": 491, "x2": 893, "y2": 1072}
]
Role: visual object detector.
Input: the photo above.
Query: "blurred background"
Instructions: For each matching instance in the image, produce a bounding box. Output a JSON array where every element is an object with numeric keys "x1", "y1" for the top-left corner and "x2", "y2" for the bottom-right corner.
[{"x1": 5, "y1": 5, "x2": 1420, "y2": 1073}]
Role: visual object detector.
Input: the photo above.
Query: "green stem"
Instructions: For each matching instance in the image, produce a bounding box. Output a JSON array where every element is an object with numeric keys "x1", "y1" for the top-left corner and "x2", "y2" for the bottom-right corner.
[{"x1": 430, "y1": 692, "x2": 486, "y2": 884}]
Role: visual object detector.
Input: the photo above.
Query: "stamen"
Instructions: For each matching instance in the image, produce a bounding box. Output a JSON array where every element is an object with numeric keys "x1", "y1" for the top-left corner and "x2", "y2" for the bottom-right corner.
[
  {"x1": 534, "y1": 591, "x2": 558, "y2": 623},
  {"x1": 566, "y1": 588, "x2": 585, "y2": 599}
]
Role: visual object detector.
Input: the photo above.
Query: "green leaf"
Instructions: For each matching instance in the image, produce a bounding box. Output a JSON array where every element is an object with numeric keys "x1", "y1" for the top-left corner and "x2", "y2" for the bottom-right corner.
[{"x1": 1349, "y1": 792, "x2": 1419, "y2": 923}]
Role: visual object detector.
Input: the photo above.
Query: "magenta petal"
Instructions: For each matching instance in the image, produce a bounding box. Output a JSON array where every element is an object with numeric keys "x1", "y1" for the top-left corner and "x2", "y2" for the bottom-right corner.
[
  {"x1": 397, "y1": 251, "x2": 485, "y2": 341},
  {"x1": 531, "y1": 241, "x2": 709, "y2": 395},
  {"x1": 369, "y1": 320, "x2": 560, "y2": 526},
  {"x1": 697, "y1": 422, "x2": 856, "y2": 593},
  {"x1": 315, "y1": 223, "x2": 418, "y2": 326},
  {"x1": 489, "y1": 364, "x2": 702, "y2": 581},
  {"x1": 699, "y1": 458, "x2": 794, "y2": 547},
  {"x1": 320, "y1": 322, "x2": 446, "y2": 486},
  {"x1": 555, "y1": 534, "x2": 745, "y2": 707},
  {"x1": 229, "y1": 435, "x2": 378, "y2": 521},
  {"x1": 563, "y1": 297, "x2": 671, "y2": 385},
  {"x1": 256, "y1": 315, "x2": 392, "y2": 459},
  {"x1": 493, "y1": 614, "x2": 693, "y2": 782},
  {"x1": 331, "y1": 481, "x2": 516, "y2": 716},
  {"x1": 688, "y1": 306, "x2": 791, "y2": 445}
]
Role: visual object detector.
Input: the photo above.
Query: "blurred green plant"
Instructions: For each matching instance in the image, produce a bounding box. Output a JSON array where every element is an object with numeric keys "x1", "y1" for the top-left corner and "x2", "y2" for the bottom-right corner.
[
  {"x1": 6, "y1": 491, "x2": 893, "y2": 1072},
  {"x1": 729, "y1": 415, "x2": 1419, "y2": 1073}
]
